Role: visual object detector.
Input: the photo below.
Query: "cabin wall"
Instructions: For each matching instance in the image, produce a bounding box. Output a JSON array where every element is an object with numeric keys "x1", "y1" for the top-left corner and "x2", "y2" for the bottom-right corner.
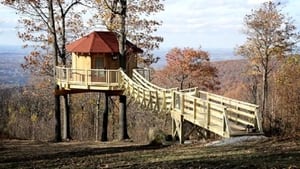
[
  {"x1": 108, "y1": 54, "x2": 119, "y2": 69},
  {"x1": 127, "y1": 54, "x2": 138, "y2": 77},
  {"x1": 72, "y1": 53, "x2": 91, "y2": 82},
  {"x1": 71, "y1": 53, "x2": 77, "y2": 69},
  {"x1": 70, "y1": 52, "x2": 138, "y2": 83},
  {"x1": 72, "y1": 53, "x2": 91, "y2": 70},
  {"x1": 88, "y1": 54, "x2": 119, "y2": 69}
]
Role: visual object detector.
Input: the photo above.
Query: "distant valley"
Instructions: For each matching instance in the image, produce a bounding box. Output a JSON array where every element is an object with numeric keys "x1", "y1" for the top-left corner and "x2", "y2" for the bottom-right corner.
[
  {"x1": 0, "y1": 45, "x2": 243, "y2": 87},
  {"x1": 152, "y1": 48, "x2": 243, "y2": 68},
  {"x1": 0, "y1": 45, "x2": 29, "y2": 88}
]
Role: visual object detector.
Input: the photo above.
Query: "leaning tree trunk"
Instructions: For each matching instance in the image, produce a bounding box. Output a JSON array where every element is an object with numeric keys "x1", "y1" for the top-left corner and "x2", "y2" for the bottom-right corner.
[
  {"x1": 118, "y1": 0, "x2": 129, "y2": 140},
  {"x1": 262, "y1": 68, "x2": 269, "y2": 129}
]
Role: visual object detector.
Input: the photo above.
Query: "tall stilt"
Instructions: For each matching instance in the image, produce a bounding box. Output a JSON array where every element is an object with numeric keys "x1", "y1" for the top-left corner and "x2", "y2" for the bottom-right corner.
[
  {"x1": 54, "y1": 85, "x2": 62, "y2": 142},
  {"x1": 95, "y1": 93, "x2": 101, "y2": 141},
  {"x1": 101, "y1": 92, "x2": 109, "y2": 141},
  {"x1": 171, "y1": 115, "x2": 184, "y2": 144},
  {"x1": 178, "y1": 115, "x2": 184, "y2": 144},
  {"x1": 63, "y1": 94, "x2": 71, "y2": 140},
  {"x1": 119, "y1": 95, "x2": 129, "y2": 140}
]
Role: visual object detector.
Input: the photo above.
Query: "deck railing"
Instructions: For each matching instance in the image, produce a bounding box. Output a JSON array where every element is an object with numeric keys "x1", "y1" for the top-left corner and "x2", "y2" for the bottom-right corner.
[{"x1": 56, "y1": 66, "x2": 121, "y2": 90}]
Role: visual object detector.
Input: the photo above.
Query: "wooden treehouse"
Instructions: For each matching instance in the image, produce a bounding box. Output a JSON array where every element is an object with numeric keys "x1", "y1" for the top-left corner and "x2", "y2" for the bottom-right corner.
[
  {"x1": 55, "y1": 31, "x2": 264, "y2": 143},
  {"x1": 56, "y1": 31, "x2": 142, "y2": 93}
]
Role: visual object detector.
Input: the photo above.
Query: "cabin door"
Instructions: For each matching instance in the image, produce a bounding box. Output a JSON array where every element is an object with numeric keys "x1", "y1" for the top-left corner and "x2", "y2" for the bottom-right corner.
[{"x1": 92, "y1": 57, "x2": 105, "y2": 82}]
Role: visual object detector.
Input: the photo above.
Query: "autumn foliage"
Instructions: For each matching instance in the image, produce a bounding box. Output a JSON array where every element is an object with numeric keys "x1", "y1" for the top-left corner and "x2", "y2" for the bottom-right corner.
[
  {"x1": 235, "y1": 2, "x2": 300, "y2": 136},
  {"x1": 153, "y1": 47, "x2": 219, "y2": 91}
]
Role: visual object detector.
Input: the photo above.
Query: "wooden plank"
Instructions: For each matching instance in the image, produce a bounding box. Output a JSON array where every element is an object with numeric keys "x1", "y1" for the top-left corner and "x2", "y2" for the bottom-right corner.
[
  {"x1": 230, "y1": 122, "x2": 247, "y2": 131},
  {"x1": 227, "y1": 107, "x2": 256, "y2": 119},
  {"x1": 209, "y1": 116, "x2": 223, "y2": 126},
  {"x1": 227, "y1": 115, "x2": 254, "y2": 126},
  {"x1": 208, "y1": 94, "x2": 257, "y2": 111},
  {"x1": 223, "y1": 110, "x2": 231, "y2": 135}
]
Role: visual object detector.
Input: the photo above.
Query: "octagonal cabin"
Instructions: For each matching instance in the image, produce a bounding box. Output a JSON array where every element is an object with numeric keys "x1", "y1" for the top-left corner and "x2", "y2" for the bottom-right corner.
[{"x1": 56, "y1": 31, "x2": 142, "y2": 91}]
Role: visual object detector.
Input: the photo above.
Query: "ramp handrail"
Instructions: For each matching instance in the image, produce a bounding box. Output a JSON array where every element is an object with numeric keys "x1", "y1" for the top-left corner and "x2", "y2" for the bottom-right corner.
[
  {"x1": 132, "y1": 69, "x2": 263, "y2": 136},
  {"x1": 172, "y1": 91, "x2": 231, "y2": 137}
]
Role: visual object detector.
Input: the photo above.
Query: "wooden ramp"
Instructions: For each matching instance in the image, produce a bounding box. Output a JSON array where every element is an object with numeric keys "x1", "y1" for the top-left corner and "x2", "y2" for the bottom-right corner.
[
  {"x1": 121, "y1": 69, "x2": 263, "y2": 143},
  {"x1": 55, "y1": 66, "x2": 263, "y2": 143}
]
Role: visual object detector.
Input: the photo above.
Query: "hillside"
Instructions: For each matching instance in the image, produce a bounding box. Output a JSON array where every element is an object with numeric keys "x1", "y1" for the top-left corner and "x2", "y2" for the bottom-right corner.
[{"x1": 213, "y1": 59, "x2": 250, "y2": 101}]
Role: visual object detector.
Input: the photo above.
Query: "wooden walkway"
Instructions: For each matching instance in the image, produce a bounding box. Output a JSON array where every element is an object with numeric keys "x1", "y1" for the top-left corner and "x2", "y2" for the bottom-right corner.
[
  {"x1": 123, "y1": 69, "x2": 263, "y2": 142},
  {"x1": 56, "y1": 67, "x2": 263, "y2": 143}
]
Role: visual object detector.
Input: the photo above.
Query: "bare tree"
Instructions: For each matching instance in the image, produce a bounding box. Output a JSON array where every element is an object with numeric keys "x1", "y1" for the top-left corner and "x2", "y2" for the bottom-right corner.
[{"x1": 93, "y1": 0, "x2": 164, "y2": 66}]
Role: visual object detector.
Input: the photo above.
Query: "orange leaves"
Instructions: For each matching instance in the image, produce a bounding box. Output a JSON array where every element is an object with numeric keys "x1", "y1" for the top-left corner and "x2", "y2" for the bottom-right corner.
[
  {"x1": 153, "y1": 47, "x2": 219, "y2": 91},
  {"x1": 165, "y1": 47, "x2": 210, "y2": 76}
]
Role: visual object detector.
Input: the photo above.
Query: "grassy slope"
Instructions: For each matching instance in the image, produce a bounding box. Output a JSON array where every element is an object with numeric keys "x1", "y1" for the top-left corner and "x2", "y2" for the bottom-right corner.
[{"x1": 0, "y1": 138, "x2": 299, "y2": 169}]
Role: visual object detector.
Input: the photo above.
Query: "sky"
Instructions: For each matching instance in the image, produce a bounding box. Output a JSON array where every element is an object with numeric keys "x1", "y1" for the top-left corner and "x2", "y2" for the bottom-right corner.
[{"x1": 0, "y1": 0, "x2": 300, "y2": 50}]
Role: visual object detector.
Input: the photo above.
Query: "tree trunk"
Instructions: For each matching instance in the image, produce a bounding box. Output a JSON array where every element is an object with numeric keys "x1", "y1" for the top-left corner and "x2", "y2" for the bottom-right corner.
[
  {"x1": 54, "y1": 86, "x2": 62, "y2": 142},
  {"x1": 261, "y1": 69, "x2": 268, "y2": 128},
  {"x1": 63, "y1": 94, "x2": 71, "y2": 140},
  {"x1": 101, "y1": 92, "x2": 109, "y2": 141},
  {"x1": 49, "y1": 0, "x2": 61, "y2": 142},
  {"x1": 95, "y1": 93, "x2": 100, "y2": 141},
  {"x1": 119, "y1": 95, "x2": 129, "y2": 140},
  {"x1": 118, "y1": 0, "x2": 129, "y2": 140},
  {"x1": 119, "y1": 0, "x2": 127, "y2": 71}
]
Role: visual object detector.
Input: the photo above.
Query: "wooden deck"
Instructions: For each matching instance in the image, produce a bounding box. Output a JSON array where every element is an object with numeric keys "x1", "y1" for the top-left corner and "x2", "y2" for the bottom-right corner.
[
  {"x1": 56, "y1": 67, "x2": 122, "y2": 91},
  {"x1": 56, "y1": 66, "x2": 263, "y2": 143}
]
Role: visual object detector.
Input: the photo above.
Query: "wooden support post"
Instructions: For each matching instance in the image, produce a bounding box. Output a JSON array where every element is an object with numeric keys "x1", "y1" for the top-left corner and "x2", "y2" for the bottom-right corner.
[
  {"x1": 162, "y1": 91, "x2": 166, "y2": 111},
  {"x1": 254, "y1": 107, "x2": 263, "y2": 133},
  {"x1": 95, "y1": 93, "x2": 100, "y2": 141},
  {"x1": 204, "y1": 129, "x2": 211, "y2": 139},
  {"x1": 206, "y1": 102, "x2": 211, "y2": 128},
  {"x1": 63, "y1": 94, "x2": 71, "y2": 140},
  {"x1": 220, "y1": 107, "x2": 231, "y2": 137},
  {"x1": 193, "y1": 98, "x2": 197, "y2": 120},
  {"x1": 172, "y1": 92, "x2": 176, "y2": 109},
  {"x1": 155, "y1": 91, "x2": 159, "y2": 111},
  {"x1": 101, "y1": 92, "x2": 109, "y2": 141},
  {"x1": 54, "y1": 85, "x2": 62, "y2": 142},
  {"x1": 147, "y1": 91, "x2": 152, "y2": 110},
  {"x1": 172, "y1": 118, "x2": 176, "y2": 138},
  {"x1": 85, "y1": 69, "x2": 88, "y2": 87},
  {"x1": 178, "y1": 115, "x2": 184, "y2": 144},
  {"x1": 119, "y1": 95, "x2": 129, "y2": 140},
  {"x1": 181, "y1": 94, "x2": 185, "y2": 114},
  {"x1": 171, "y1": 114, "x2": 184, "y2": 144}
]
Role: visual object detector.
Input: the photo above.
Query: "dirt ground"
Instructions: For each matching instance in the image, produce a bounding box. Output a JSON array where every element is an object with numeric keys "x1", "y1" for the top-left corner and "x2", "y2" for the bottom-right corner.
[{"x1": 0, "y1": 137, "x2": 299, "y2": 169}]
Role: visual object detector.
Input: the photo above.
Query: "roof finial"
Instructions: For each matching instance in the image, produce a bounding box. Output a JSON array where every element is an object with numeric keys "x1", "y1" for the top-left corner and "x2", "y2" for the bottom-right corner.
[{"x1": 93, "y1": 19, "x2": 107, "y2": 31}]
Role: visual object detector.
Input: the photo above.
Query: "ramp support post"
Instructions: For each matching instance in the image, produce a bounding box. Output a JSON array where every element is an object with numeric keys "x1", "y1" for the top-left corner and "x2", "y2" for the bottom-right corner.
[{"x1": 171, "y1": 114, "x2": 184, "y2": 144}]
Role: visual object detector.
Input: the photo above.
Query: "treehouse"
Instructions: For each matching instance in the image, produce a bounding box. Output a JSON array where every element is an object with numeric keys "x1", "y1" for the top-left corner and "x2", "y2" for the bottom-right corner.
[
  {"x1": 56, "y1": 31, "x2": 143, "y2": 92},
  {"x1": 55, "y1": 31, "x2": 263, "y2": 143}
]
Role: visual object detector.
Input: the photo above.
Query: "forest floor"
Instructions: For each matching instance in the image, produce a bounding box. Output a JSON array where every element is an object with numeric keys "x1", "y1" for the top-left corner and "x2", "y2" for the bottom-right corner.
[{"x1": 0, "y1": 137, "x2": 299, "y2": 169}]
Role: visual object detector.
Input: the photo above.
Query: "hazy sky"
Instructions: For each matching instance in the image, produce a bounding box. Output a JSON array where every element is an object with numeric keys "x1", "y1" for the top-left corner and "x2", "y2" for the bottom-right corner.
[{"x1": 0, "y1": 0, "x2": 299, "y2": 50}]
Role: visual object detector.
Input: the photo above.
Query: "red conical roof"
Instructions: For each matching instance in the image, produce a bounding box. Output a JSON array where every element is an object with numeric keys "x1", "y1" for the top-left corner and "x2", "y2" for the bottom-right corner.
[{"x1": 66, "y1": 31, "x2": 143, "y2": 54}]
